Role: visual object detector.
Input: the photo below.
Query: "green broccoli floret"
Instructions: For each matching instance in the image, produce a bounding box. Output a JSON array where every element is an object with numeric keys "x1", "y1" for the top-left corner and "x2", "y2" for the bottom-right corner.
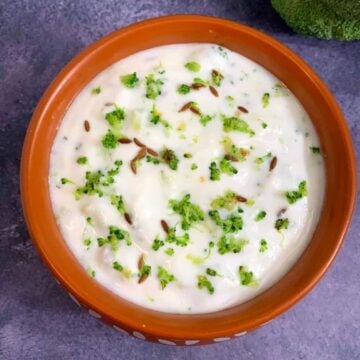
[{"x1": 271, "y1": 0, "x2": 360, "y2": 41}]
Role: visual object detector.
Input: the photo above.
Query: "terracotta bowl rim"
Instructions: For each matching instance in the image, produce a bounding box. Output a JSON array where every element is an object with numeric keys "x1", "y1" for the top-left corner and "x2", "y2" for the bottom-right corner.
[{"x1": 20, "y1": 14, "x2": 357, "y2": 342}]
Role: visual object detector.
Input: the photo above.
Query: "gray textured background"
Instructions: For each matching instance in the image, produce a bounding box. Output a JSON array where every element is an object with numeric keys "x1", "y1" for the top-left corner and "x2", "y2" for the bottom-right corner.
[{"x1": 0, "y1": 1, "x2": 359, "y2": 359}]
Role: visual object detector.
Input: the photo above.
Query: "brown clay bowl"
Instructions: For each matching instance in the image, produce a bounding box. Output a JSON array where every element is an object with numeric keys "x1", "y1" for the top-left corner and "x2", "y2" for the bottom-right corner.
[{"x1": 20, "y1": 15, "x2": 357, "y2": 346}]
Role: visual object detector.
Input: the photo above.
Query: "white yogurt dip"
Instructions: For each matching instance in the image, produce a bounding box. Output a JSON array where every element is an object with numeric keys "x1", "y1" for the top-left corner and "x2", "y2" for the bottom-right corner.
[{"x1": 49, "y1": 44, "x2": 325, "y2": 314}]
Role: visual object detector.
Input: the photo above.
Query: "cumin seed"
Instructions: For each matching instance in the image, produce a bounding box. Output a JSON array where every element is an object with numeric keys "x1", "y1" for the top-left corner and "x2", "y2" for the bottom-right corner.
[
  {"x1": 237, "y1": 106, "x2": 249, "y2": 113},
  {"x1": 224, "y1": 154, "x2": 238, "y2": 162},
  {"x1": 124, "y1": 212, "x2": 132, "y2": 225},
  {"x1": 190, "y1": 105, "x2": 201, "y2": 116},
  {"x1": 135, "y1": 148, "x2": 147, "y2": 161},
  {"x1": 84, "y1": 120, "x2": 90, "y2": 132},
  {"x1": 147, "y1": 147, "x2": 158, "y2": 157},
  {"x1": 130, "y1": 160, "x2": 137, "y2": 174},
  {"x1": 138, "y1": 273, "x2": 149, "y2": 284},
  {"x1": 178, "y1": 102, "x2": 192, "y2": 112},
  {"x1": 138, "y1": 254, "x2": 145, "y2": 270},
  {"x1": 160, "y1": 219, "x2": 169, "y2": 234},
  {"x1": 134, "y1": 137, "x2": 146, "y2": 148},
  {"x1": 209, "y1": 85, "x2": 219, "y2": 97},
  {"x1": 118, "y1": 137, "x2": 132, "y2": 144},
  {"x1": 277, "y1": 208, "x2": 287, "y2": 217},
  {"x1": 269, "y1": 156, "x2": 277, "y2": 171},
  {"x1": 191, "y1": 83, "x2": 206, "y2": 90},
  {"x1": 236, "y1": 195, "x2": 248, "y2": 203},
  {"x1": 105, "y1": 102, "x2": 114, "y2": 106}
]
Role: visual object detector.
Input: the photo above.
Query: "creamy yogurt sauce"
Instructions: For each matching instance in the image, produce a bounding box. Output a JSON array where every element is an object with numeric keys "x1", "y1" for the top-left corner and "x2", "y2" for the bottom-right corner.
[{"x1": 50, "y1": 44, "x2": 325, "y2": 314}]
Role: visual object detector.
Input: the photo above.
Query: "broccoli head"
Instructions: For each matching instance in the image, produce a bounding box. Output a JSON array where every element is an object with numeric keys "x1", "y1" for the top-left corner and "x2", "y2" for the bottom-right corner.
[{"x1": 272, "y1": 0, "x2": 360, "y2": 41}]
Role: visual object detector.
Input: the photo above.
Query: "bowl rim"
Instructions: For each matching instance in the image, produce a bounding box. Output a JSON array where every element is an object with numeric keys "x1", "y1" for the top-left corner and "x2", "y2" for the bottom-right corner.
[{"x1": 20, "y1": 14, "x2": 357, "y2": 342}]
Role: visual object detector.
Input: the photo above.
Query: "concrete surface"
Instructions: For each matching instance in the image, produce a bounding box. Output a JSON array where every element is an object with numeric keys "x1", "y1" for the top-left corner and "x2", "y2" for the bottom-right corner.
[{"x1": 0, "y1": 1, "x2": 359, "y2": 359}]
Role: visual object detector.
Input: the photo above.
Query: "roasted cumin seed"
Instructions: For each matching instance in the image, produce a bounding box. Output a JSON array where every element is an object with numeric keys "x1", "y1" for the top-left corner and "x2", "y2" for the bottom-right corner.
[
  {"x1": 133, "y1": 137, "x2": 146, "y2": 148},
  {"x1": 138, "y1": 254, "x2": 149, "y2": 284},
  {"x1": 189, "y1": 105, "x2": 201, "y2": 116},
  {"x1": 130, "y1": 148, "x2": 146, "y2": 174},
  {"x1": 178, "y1": 102, "x2": 192, "y2": 112},
  {"x1": 224, "y1": 154, "x2": 238, "y2": 162},
  {"x1": 138, "y1": 273, "x2": 149, "y2": 284},
  {"x1": 191, "y1": 83, "x2": 206, "y2": 90},
  {"x1": 135, "y1": 148, "x2": 147, "y2": 161},
  {"x1": 147, "y1": 147, "x2": 159, "y2": 157},
  {"x1": 84, "y1": 120, "x2": 90, "y2": 132},
  {"x1": 124, "y1": 212, "x2": 132, "y2": 225},
  {"x1": 237, "y1": 106, "x2": 249, "y2": 113},
  {"x1": 118, "y1": 137, "x2": 132, "y2": 144},
  {"x1": 269, "y1": 156, "x2": 277, "y2": 172},
  {"x1": 105, "y1": 102, "x2": 114, "y2": 106},
  {"x1": 160, "y1": 219, "x2": 169, "y2": 234},
  {"x1": 209, "y1": 85, "x2": 219, "y2": 97},
  {"x1": 277, "y1": 208, "x2": 287, "y2": 217},
  {"x1": 138, "y1": 254, "x2": 145, "y2": 271},
  {"x1": 236, "y1": 195, "x2": 248, "y2": 203},
  {"x1": 130, "y1": 160, "x2": 137, "y2": 174}
]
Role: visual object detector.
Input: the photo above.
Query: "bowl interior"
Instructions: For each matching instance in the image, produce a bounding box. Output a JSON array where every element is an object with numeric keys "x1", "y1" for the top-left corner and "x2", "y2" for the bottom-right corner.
[{"x1": 21, "y1": 15, "x2": 356, "y2": 342}]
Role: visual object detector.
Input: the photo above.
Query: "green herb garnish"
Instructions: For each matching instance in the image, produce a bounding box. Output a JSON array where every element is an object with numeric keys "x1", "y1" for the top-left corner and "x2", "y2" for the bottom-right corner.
[
  {"x1": 105, "y1": 106, "x2": 125, "y2": 132},
  {"x1": 75, "y1": 170, "x2": 104, "y2": 198},
  {"x1": 113, "y1": 261, "x2": 124, "y2": 272},
  {"x1": 150, "y1": 104, "x2": 170, "y2": 128},
  {"x1": 91, "y1": 86, "x2": 101, "y2": 95},
  {"x1": 97, "y1": 225, "x2": 131, "y2": 252},
  {"x1": 275, "y1": 218, "x2": 289, "y2": 231},
  {"x1": 285, "y1": 180, "x2": 307, "y2": 204},
  {"x1": 166, "y1": 227, "x2": 190, "y2": 247},
  {"x1": 61, "y1": 177, "x2": 75, "y2": 185},
  {"x1": 161, "y1": 149, "x2": 179, "y2": 170},
  {"x1": 310, "y1": 146, "x2": 321, "y2": 154},
  {"x1": 146, "y1": 155, "x2": 160, "y2": 164},
  {"x1": 255, "y1": 210, "x2": 267, "y2": 222},
  {"x1": 200, "y1": 114, "x2": 213, "y2": 126},
  {"x1": 211, "y1": 69, "x2": 224, "y2": 86},
  {"x1": 255, "y1": 152, "x2": 272, "y2": 164},
  {"x1": 222, "y1": 115, "x2": 255, "y2": 136},
  {"x1": 262, "y1": 93, "x2": 270, "y2": 108},
  {"x1": 76, "y1": 156, "x2": 88, "y2": 165},
  {"x1": 206, "y1": 268, "x2": 218, "y2": 276},
  {"x1": 209, "y1": 161, "x2": 220, "y2": 181},
  {"x1": 110, "y1": 194, "x2": 126, "y2": 214},
  {"x1": 210, "y1": 190, "x2": 237, "y2": 211},
  {"x1": 152, "y1": 237, "x2": 165, "y2": 251},
  {"x1": 209, "y1": 210, "x2": 243, "y2": 234},
  {"x1": 101, "y1": 129, "x2": 118, "y2": 149},
  {"x1": 217, "y1": 235, "x2": 248, "y2": 254},
  {"x1": 259, "y1": 239, "x2": 268, "y2": 253},
  {"x1": 177, "y1": 84, "x2": 191, "y2": 94},
  {"x1": 169, "y1": 194, "x2": 205, "y2": 230},
  {"x1": 145, "y1": 74, "x2": 164, "y2": 99},
  {"x1": 157, "y1": 266, "x2": 175, "y2": 289},
  {"x1": 83, "y1": 238, "x2": 92, "y2": 247},
  {"x1": 219, "y1": 158, "x2": 238, "y2": 175},
  {"x1": 184, "y1": 62, "x2": 201, "y2": 72},
  {"x1": 191, "y1": 163, "x2": 198, "y2": 170},
  {"x1": 164, "y1": 248, "x2": 174, "y2": 256},
  {"x1": 120, "y1": 72, "x2": 139, "y2": 88},
  {"x1": 239, "y1": 266, "x2": 257, "y2": 287},
  {"x1": 197, "y1": 275, "x2": 214, "y2": 294}
]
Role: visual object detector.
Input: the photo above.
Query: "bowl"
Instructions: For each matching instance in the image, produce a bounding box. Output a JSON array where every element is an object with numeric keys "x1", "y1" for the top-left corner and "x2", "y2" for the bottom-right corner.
[{"x1": 20, "y1": 15, "x2": 357, "y2": 345}]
